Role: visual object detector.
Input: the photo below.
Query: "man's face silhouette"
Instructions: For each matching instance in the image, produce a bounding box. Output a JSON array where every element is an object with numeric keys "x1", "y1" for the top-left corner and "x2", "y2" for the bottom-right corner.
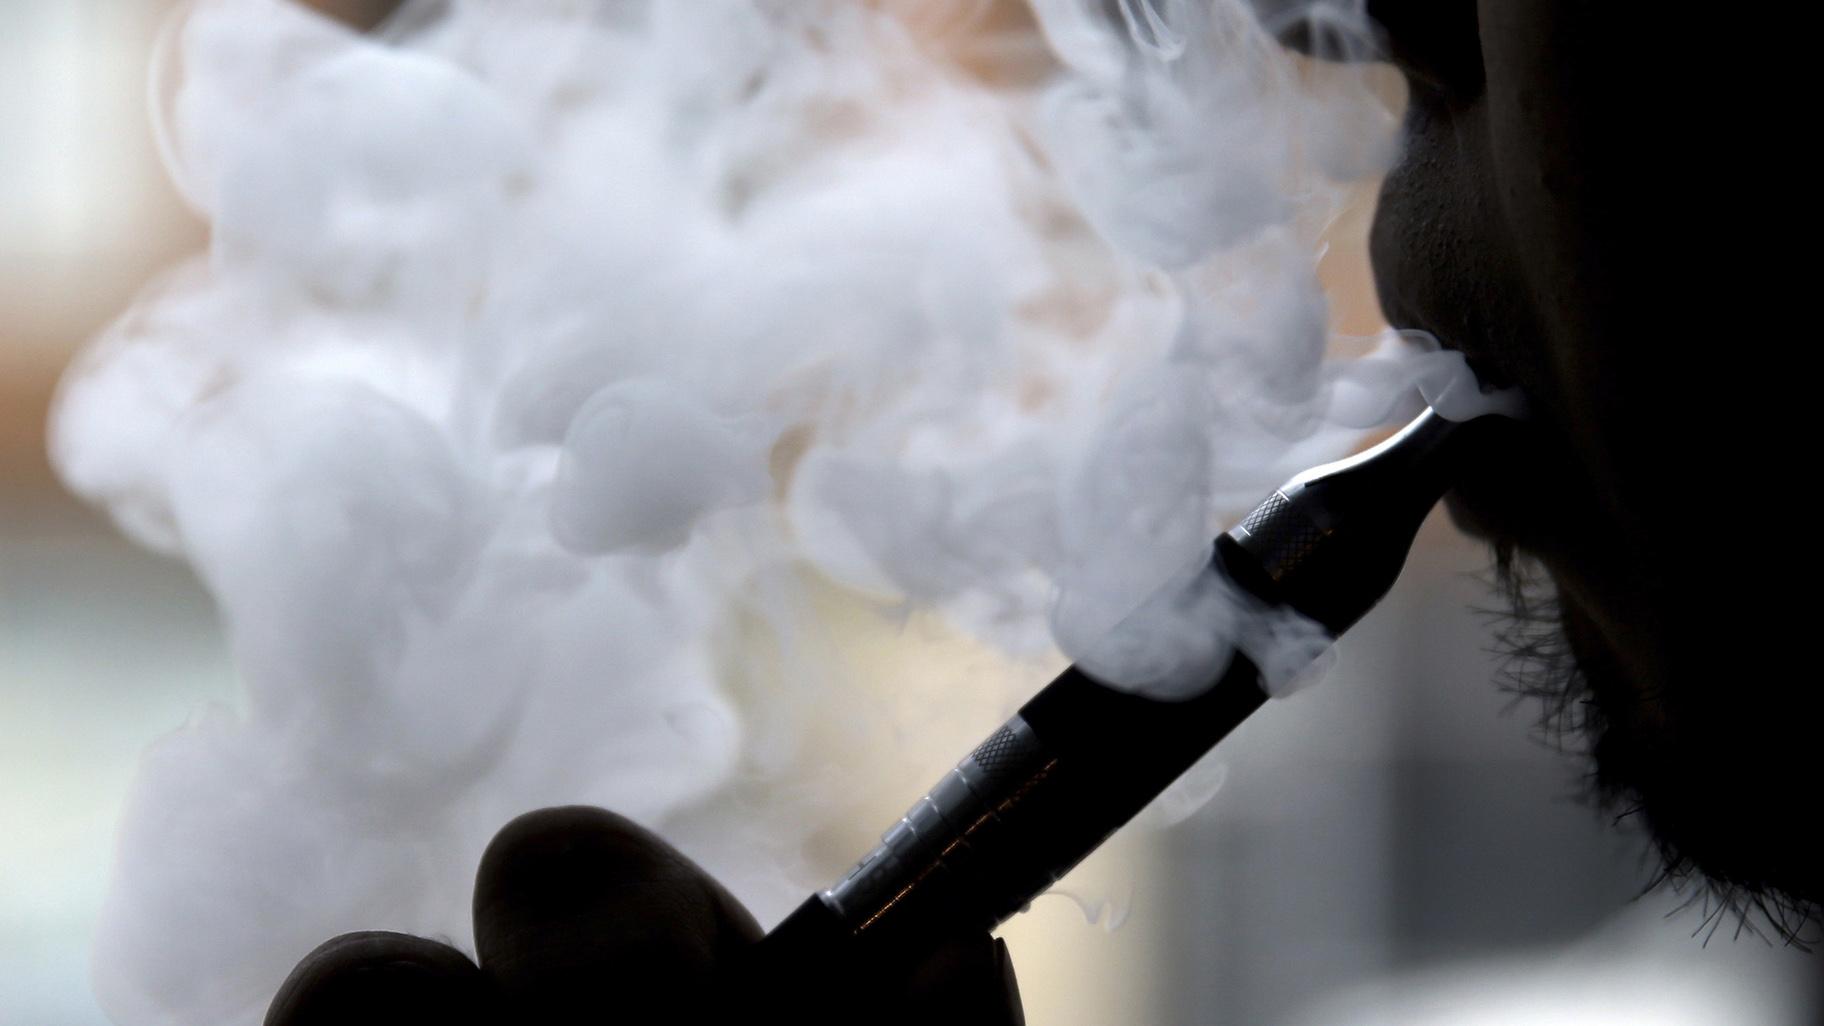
[{"x1": 1366, "y1": 1, "x2": 1818, "y2": 929}]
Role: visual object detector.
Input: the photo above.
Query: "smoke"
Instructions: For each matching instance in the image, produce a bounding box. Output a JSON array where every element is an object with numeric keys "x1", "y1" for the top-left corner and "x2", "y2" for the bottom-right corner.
[{"x1": 50, "y1": 0, "x2": 1484, "y2": 1022}]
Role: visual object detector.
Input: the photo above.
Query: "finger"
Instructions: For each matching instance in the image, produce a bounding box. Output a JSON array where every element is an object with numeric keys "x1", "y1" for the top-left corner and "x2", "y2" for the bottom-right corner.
[
  {"x1": 472, "y1": 806, "x2": 762, "y2": 1019},
  {"x1": 899, "y1": 934, "x2": 1025, "y2": 1026},
  {"x1": 264, "y1": 931, "x2": 493, "y2": 1026}
]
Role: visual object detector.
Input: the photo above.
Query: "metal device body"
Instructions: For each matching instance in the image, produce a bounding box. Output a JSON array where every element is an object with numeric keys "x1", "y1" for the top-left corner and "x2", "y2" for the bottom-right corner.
[{"x1": 754, "y1": 407, "x2": 1506, "y2": 980}]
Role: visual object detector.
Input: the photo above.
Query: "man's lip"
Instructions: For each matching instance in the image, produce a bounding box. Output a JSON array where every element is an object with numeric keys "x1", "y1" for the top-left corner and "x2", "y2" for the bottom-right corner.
[
  {"x1": 1439, "y1": 413, "x2": 1584, "y2": 567},
  {"x1": 1441, "y1": 424, "x2": 1524, "y2": 545},
  {"x1": 1377, "y1": 293, "x2": 1552, "y2": 547},
  {"x1": 1376, "y1": 306, "x2": 1541, "y2": 547},
  {"x1": 1445, "y1": 468, "x2": 1559, "y2": 559}
]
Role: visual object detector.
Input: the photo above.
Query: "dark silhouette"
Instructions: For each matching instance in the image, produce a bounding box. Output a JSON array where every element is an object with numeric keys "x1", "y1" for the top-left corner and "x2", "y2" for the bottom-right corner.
[{"x1": 1363, "y1": 0, "x2": 1819, "y2": 936}]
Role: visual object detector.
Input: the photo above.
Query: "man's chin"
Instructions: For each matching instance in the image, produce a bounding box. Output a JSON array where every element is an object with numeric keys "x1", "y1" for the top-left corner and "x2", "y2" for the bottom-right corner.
[
  {"x1": 1537, "y1": 592, "x2": 1824, "y2": 940},
  {"x1": 1584, "y1": 725, "x2": 1824, "y2": 941}
]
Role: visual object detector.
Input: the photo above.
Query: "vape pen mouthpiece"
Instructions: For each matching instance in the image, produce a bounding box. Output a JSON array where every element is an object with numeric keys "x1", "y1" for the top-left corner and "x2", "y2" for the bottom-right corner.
[{"x1": 1228, "y1": 406, "x2": 1506, "y2": 634}]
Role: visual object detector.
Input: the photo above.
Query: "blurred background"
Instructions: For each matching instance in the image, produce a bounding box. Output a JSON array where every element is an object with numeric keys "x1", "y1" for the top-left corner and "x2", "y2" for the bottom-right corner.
[{"x1": 3, "y1": 2, "x2": 1819, "y2": 1024}]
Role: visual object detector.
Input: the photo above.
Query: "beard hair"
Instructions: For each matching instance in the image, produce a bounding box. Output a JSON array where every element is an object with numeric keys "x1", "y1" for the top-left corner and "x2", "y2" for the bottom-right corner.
[{"x1": 1479, "y1": 544, "x2": 1821, "y2": 950}]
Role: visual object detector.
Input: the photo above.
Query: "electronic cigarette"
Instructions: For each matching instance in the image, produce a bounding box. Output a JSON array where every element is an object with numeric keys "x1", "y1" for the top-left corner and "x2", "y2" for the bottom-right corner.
[{"x1": 747, "y1": 405, "x2": 1509, "y2": 995}]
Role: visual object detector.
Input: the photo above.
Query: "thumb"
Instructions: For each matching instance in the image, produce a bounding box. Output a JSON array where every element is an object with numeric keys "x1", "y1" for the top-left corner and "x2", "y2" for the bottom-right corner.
[{"x1": 900, "y1": 934, "x2": 1025, "y2": 1026}]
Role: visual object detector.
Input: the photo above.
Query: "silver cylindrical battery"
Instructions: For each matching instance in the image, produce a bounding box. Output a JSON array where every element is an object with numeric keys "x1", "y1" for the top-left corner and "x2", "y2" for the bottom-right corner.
[{"x1": 821, "y1": 716, "x2": 1052, "y2": 929}]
